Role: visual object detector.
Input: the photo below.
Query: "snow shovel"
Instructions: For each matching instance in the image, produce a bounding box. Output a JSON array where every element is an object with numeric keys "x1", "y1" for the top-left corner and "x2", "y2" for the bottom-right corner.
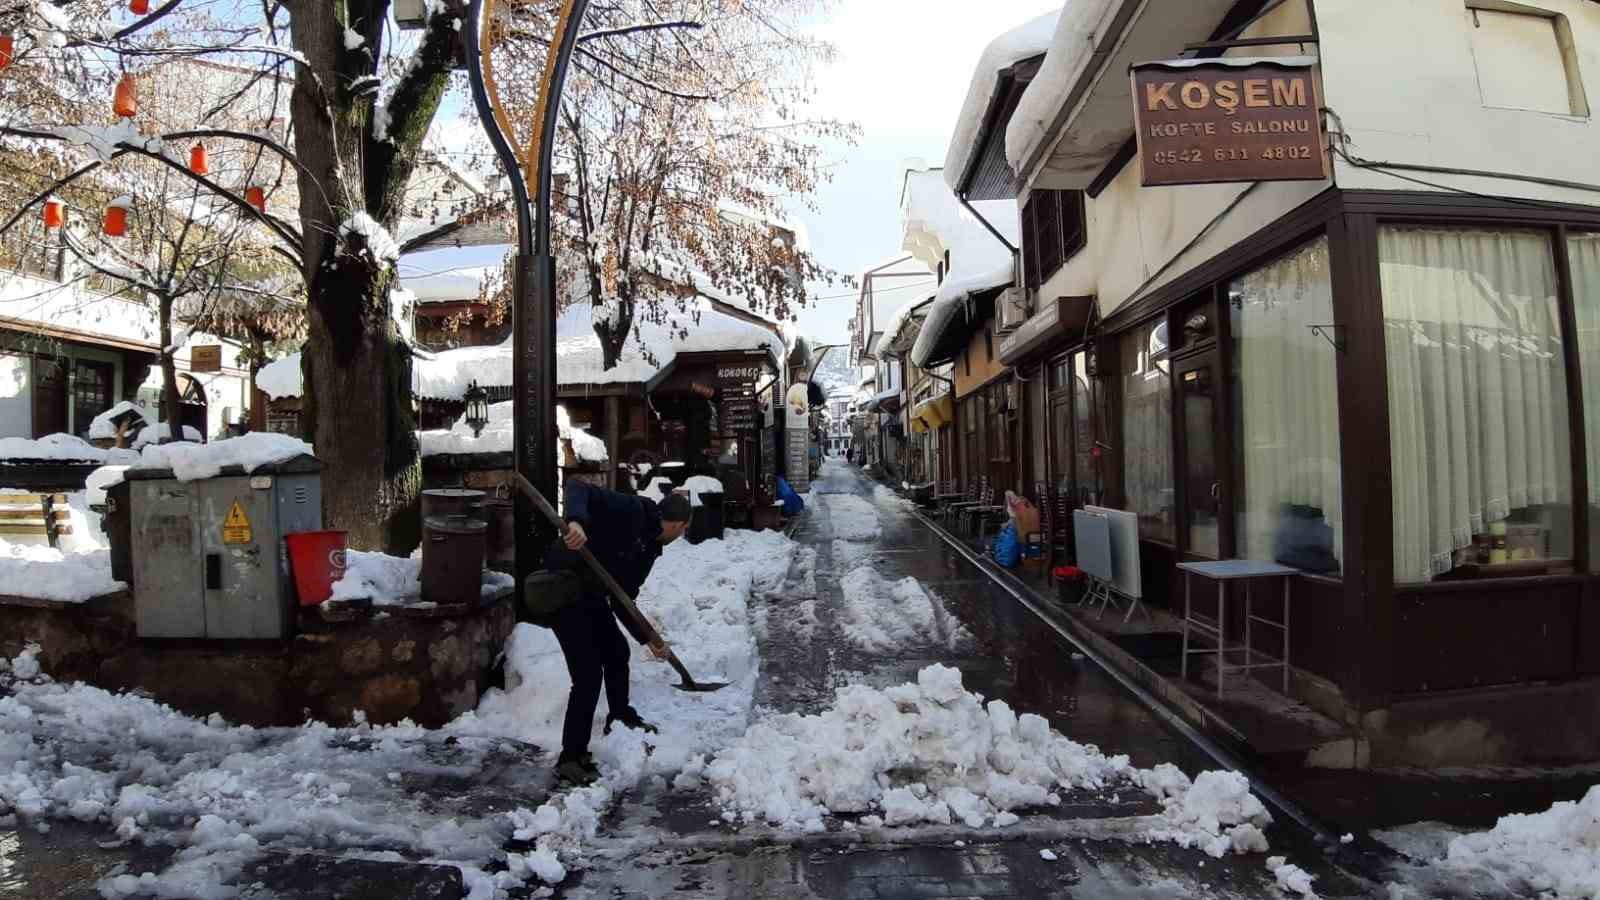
[{"x1": 511, "y1": 473, "x2": 731, "y2": 693}]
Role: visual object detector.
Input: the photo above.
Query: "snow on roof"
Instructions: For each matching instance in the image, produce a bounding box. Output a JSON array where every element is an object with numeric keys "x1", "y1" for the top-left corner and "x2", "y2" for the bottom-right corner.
[
  {"x1": 901, "y1": 166, "x2": 1018, "y2": 275},
  {"x1": 403, "y1": 268, "x2": 493, "y2": 304},
  {"x1": 1005, "y1": 0, "x2": 1118, "y2": 177},
  {"x1": 0, "y1": 434, "x2": 138, "y2": 464},
  {"x1": 131, "y1": 433, "x2": 316, "y2": 482},
  {"x1": 419, "y1": 401, "x2": 607, "y2": 462},
  {"x1": 259, "y1": 302, "x2": 781, "y2": 400},
  {"x1": 910, "y1": 259, "x2": 1017, "y2": 368},
  {"x1": 943, "y1": 10, "x2": 1062, "y2": 192},
  {"x1": 879, "y1": 297, "x2": 935, "y2": 356}
]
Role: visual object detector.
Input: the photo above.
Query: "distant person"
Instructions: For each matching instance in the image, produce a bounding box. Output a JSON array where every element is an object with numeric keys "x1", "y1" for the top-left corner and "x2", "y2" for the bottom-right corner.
[{"x1": 545, "y1": 480, "x2": 691, "y2": 785}]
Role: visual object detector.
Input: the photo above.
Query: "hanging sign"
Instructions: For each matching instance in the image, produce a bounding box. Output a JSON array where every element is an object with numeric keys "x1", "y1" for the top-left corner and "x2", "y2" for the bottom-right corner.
[
  {"x1": 721, "y1": 397, "x2": 757, "y2": 433},
  {"x1": 1131, "y1": 58, "x2": 1326, "y2": 187},
  {"x1": 191, "y1": 344, "x2": 223, "y2": 373},
  {"x1": 222, "y1": 501, "x2": 252, "y2": 544}
]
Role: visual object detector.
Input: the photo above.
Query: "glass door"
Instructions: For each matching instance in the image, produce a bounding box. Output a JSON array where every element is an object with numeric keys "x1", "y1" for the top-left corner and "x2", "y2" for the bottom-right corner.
[{"x1": 1176, "y1": 353, "x2": 1222, "y2": 559}]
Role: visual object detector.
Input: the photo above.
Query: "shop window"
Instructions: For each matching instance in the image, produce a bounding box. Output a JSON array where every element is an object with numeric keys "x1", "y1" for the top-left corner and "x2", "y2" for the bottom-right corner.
[
  {"x1": 1022, "y1": 189, "x2": 1086, "y2": 293},
  {"x1": 1465, "y1": 5, "x2": 1588, "y2": 117},
  {"x1": 1382, "y1": 226, "x2": 1572, "y2": 582},
  {"x1": 1120, "y1": 320, "x2": 1173, "y2": 542},
  {"x1": 1568, "y1": 232, "x2": 1600, "y2": 569},
  {"x1": 1072, "y1": 354, "x2": 1099, "y2": 505},
  {"x1": 1229, "y1": 236, "x2": 1342, "y2": 574}
]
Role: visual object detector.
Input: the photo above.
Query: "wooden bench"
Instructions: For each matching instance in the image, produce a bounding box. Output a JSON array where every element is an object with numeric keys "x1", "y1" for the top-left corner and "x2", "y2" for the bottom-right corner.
[{"x1": 0, "y1": 492, "x2": 73, "y2": 548}]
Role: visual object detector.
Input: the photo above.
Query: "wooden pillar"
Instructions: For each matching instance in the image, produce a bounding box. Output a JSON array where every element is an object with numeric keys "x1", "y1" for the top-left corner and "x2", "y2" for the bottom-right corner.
[
  {"x1": 605, "y1": 394, "x2": 621, "y2": 490},
  {"x1": 1329, "y1": 210, "x2": 1394, "y2": 717}
]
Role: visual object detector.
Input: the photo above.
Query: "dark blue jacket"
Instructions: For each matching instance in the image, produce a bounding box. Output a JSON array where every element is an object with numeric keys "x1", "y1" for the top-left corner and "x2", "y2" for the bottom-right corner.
[{"x1": 547, "y1": 481, "x2": 663, "y2": 644}]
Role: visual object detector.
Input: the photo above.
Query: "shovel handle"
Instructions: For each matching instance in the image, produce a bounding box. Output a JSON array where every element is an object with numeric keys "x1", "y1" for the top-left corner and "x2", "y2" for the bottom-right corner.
[{"x1": 510, "y1": 473, "x2": 675, "y2": 658}]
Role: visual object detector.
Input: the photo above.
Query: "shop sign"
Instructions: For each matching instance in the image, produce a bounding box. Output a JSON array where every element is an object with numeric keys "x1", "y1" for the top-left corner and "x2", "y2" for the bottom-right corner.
[
  {"x1": 191, "y1": 344, "x2": 223, "y2": 373},
  {"x1": 1131, "y1": 58, "x2": 1326, "y2": 187},
  {"x1": 716, "y1": 364, "x2": 762, "y2": 388}
]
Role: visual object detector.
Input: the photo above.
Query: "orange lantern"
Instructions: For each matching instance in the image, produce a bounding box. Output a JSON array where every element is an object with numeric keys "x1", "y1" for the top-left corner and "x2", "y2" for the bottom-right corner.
[
  {"x1": 189, "y1": 142, "x2": 209, "y2": 176},
  {"x1": 130, "y1": 0, "x2": 150, "y2": 14},
  {"x1": 244, "y1": 186, "x2": 266, "y2": 213},
  {"x1": 113, "y1": 73, "x2": 137, "y2": 119},
  {"x1": 0, "y1": 34, "x2": 14, "y2": 72},
  {"x1": 42, "y1": 199, "x2": 64, "y2": 230},
  {"x1": 103, "y1": 201, "x2": 129, "y2": 238}
]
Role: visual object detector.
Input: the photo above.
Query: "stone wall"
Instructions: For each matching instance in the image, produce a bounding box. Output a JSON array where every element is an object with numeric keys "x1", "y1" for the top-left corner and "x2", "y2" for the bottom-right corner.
[{"x1": 0, "y1": 588, "x2": 516, "y2": 729}]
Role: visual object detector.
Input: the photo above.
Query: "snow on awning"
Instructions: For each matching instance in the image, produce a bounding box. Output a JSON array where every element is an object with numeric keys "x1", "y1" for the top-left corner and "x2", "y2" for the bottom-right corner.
[
  {"x1": 256, "y1": 304, "x2": 782, "y2": 401},
  {"x1": 1005, "y1": 0, "x2": 1241, "y2": 189},
  {"x1": 943, "y1": 10, "x2": 1061, "y2": 195},
  {"x1": 909, "y1": 260, "x2": 1016, "y2": 370}
]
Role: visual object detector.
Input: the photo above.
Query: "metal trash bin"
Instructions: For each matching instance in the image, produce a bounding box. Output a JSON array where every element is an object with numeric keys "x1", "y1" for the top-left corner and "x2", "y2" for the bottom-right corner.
[
  {"x1": 421, "y1": 514, "x2": 486, "y2": 605},
  {"x1": 688, "y1": 492, "x2": 725, "y2": 544},
  {"x1": 127, "y1": 455, "x2": 323, "y2": 639},
  {"x1": 422, "y1": 488, "x2": 485, "y2": 521}
]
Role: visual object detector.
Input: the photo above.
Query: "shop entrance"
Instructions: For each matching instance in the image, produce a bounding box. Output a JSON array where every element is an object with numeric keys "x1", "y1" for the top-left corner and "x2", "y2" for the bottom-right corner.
[{"x1": 1174, "y1": 351, "x2": 1223, "y2": 561}]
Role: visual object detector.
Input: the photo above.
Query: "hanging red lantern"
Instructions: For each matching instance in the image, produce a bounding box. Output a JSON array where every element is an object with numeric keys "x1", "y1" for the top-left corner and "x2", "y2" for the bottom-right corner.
[
  {"x1": 103, "y1": 200, "x2": 129, "y2": 237},
  {"x1": 0, "y1": 34, "x2": 15, "y2": 72},
  {"x1": 130, "y1": 0, "x2": 150, "y2": 14},
  {"x1": 244, "y1": 186, "x2": 266, "y2": 213},
  {"x1": 189, "y1": 142, "x2": 209, "y2": 176},
  {"x1": 42, "y1": 199, "x2": 64, "y2": 230},
  {"x1": 113, "y1": 73, "x2": 138, "y2": 118}
]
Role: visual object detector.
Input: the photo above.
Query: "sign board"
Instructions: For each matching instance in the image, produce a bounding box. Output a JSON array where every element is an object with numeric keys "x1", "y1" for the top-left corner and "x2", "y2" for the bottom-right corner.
[
  {"x1": 721, "y1": 396, "x2": 757, "y2": 433},
  {"x1": 785, "y1": 383, "x2": 811, "y2": 427},
  {"x1": 786, "y1": 428, "x2": 810, "y2": 493},
  {"x1": 715, "y1": 364, "x2": 763, "y2": 388},
  {"x1": 191, "y1": 344, "x2": 223, "y2": 373},
  {"x1": 222, "y1": 500, "x2": 252, "y2": 544},
  {"x1": 1131, "y1": 58, "x2": 1326, "y2": 187}
]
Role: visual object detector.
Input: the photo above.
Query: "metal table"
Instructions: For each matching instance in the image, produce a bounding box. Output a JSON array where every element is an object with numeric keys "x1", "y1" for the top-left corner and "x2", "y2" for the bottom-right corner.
[{"x1": 1176, "y1": 560, "x2": 1297, "y2": 696}]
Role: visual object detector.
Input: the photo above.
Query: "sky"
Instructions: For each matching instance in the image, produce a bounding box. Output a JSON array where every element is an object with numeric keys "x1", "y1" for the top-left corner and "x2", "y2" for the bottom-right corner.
[{"x1": 786, "y1": 1, "x2": 1061, "y2": 346}]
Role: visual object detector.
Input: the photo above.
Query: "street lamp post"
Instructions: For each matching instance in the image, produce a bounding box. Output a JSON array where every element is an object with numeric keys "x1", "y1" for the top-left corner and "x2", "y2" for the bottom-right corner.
[{"x1": 464, "y1": 0, "x2": 590, "y2": 580}]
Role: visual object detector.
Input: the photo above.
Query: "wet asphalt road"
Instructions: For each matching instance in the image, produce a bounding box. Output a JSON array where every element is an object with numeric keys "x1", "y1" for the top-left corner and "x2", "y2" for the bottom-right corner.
[{"x1": 567, "y1": 461, "x2": 1374, "y2": 899}]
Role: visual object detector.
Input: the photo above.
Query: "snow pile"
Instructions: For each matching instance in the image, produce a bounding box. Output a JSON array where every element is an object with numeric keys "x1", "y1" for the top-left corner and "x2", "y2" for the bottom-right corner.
[
  {"x1": 131, "y1": 422, "x2": 204, "y2": 448},
  {"x1": 132, "y1": 433, "x2": 314, "y2": 481},
  {"x1": 0, "y1": 653, "x2": 533, "y2": 899},
  {"x1": 1267, "y1": 856, "x2": 1320, "y2": 897},
  {"x1": 0, "y1": 539, "x2": 122, "y2": 603},
  {"x1": 84, "y1": 464, "x2": 129, "y2": 506},
  {"x1": 86, "y1": 400, "x2": 151, "y2": 441},
  {"x1": 329, "y1": 549, "x2": 512, "y2": 606},
  {"x1": 0, "y1": 433, "x2": 137, "y2": 464},
  {"x1": 1136, "y1": 765, "x2": 1273, "y2": 858},
  {"x1": 825, "y1": 494, "x2": 882, "y2": 542},
  {"x1": 693, "y1": 663, "x2": 1132, "y2": 833},
  {"x1": 838, "y1": 564, "x2": 972, "y2": 653},
  {"x1": 1387, "y1": 784, "x2": 1600, "y2": 899},
  {"x1": 462, "y1": 528, "x2": 798, "y2": 882}
]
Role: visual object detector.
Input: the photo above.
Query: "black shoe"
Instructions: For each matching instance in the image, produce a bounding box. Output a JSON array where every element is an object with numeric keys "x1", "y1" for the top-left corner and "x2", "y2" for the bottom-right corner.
[
  {"x1": 603, "y1": 707, "x2": 658, "y2": 735},
  {"x1": 555, "y1": 753, "x2": 599, "y2": 787}
]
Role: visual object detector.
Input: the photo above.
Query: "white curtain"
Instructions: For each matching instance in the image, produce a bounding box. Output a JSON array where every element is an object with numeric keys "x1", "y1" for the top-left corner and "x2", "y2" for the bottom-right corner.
[
  {"x1": 1232, "y1": 237, "x2": 1343, "y2": 568},
  {"x1": 1382, "y1": 227, "x2": 1570, "y2": 583},
  {"x1": 1569, "y1": 234, "x2": 1600, "y2": 512},
  {"x1": 1122, "y1": 323, "x2": 1173, "y2": 541}
]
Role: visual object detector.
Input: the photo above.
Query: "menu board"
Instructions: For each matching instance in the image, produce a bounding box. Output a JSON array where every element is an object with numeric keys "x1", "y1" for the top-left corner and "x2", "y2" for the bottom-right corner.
[
  {"x1": 721, "y1": 396, "x2": 757, "y2": 434},
  {"x1": 786, "y1": 429, "x2": 810, "y2": 493}
]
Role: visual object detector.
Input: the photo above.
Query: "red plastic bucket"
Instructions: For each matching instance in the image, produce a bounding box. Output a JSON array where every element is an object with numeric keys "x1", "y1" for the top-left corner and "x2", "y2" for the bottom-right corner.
[{"x1": 285, "y1": 530, "x2": 348, "y2": 606}]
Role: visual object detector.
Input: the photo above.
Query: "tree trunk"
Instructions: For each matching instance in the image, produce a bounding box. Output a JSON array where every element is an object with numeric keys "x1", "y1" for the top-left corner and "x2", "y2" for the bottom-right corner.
[
  {"x1": 594, "y1": 278, "x2": 635, "y2": 370},
  {"x1": 159, "y1": 296, "x2": 181, "y2": 445},
  {"x1": 287, "y1": 1, "x2": 441, "y2": 553}
]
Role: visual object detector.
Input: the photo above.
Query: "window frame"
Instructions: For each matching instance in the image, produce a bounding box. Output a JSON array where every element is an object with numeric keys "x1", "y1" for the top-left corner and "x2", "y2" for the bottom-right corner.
[{"x1": 1022, "y1": 189, "x2": 1087, "y2": 294}]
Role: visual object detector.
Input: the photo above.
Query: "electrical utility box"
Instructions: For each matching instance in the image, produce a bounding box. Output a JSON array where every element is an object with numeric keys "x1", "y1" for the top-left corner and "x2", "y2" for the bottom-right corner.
[{"x1": 128, "y1": 455, "x2": 323, "y2": 640}]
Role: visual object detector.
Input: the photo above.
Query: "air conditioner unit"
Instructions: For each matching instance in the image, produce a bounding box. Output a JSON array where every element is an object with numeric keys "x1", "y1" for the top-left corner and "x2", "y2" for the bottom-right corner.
[{"x1": 995, "y1": 287, "x2": 1029, "y2": 334}]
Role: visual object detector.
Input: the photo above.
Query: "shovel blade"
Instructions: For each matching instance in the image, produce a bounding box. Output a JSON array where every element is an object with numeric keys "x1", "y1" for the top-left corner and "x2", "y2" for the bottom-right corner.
[{"x1": 673, "y1": 680, "x2": 731, "y2": 693}]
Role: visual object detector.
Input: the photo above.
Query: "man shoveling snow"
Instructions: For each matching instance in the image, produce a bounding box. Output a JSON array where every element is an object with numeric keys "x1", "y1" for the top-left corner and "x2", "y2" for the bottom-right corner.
[{"x1": 540, "y1": 480, "x2": 692, "y2": 786}]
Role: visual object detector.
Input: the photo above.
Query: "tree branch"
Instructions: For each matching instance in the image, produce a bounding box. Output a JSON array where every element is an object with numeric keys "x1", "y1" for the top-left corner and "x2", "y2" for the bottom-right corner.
[{"x1": 578, "y1": 21, "x2": 703, "y2": 43}]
